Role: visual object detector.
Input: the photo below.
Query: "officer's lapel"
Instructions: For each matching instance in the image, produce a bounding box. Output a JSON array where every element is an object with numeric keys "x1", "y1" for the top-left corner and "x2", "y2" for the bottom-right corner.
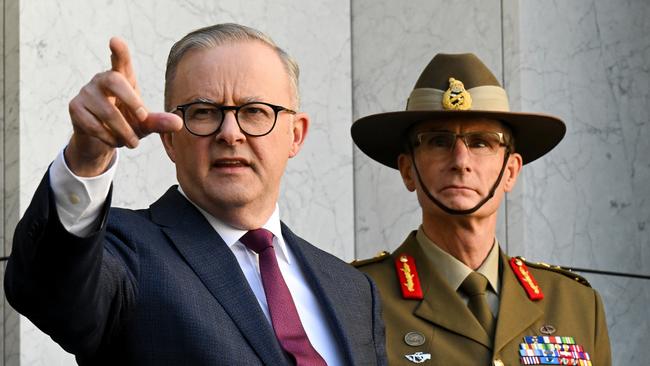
[
  {"x1": 403, "y1": 235, "x2": 492, "y2": 348},
  {"x1": 493, "y1": 252, "x2": 543, "y2": 354}
]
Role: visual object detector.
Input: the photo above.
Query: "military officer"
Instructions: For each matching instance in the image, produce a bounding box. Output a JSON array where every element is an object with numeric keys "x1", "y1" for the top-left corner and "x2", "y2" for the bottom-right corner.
[{"x1": 351, "y1": 53, "x2": 611, "y2": 365}]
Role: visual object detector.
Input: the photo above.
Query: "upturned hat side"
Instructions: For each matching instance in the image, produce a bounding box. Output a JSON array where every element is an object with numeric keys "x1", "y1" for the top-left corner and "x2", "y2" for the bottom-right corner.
[{"x1": 351, "y1": 53, "x2": 566, "y2": 169}]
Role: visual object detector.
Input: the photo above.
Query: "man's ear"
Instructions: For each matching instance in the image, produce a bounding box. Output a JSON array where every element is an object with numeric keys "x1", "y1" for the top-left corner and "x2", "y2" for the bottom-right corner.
[
  {"x1": 160, "y1": 132, "x2": 176, "y2": 163},
  {"x1": 503, "y1": 152, "x2": 523, "y2": 192},
  {"x1": 398, "y1": 153, "x2": 417, "y2": 192},
  {"x1": 288, "y1": 112, "x2": 309, "y2": 158}
]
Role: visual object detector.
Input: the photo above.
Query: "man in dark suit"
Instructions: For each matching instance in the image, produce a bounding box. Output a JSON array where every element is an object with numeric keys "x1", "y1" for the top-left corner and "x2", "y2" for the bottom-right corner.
[
  {"x1": 351, "y1": 53, "x2": 610, "y2": 365},
  {"x1": 5, "y1": 23, "x2": 385, "y2": 365}
]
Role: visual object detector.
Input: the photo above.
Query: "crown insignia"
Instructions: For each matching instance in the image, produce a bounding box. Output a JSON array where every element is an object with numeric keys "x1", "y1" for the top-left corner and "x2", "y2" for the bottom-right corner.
[{"x1": 442, "y1": 77, "x2": 472, "y2": 110}]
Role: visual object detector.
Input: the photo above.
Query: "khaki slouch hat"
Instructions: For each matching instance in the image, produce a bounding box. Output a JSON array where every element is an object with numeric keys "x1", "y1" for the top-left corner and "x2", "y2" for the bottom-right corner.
[{"x1": 352, "y1": 53, "x2": 566, "y2": 168}]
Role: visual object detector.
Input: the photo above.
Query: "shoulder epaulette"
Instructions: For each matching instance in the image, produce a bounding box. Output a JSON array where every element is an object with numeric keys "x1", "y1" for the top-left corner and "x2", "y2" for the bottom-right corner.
[
  {"x1": 351, "y1": 251, "x2": 390, "y2": 267},
  {"x1": 515, "y1": 256, "x2": 591, "y2": 287}
]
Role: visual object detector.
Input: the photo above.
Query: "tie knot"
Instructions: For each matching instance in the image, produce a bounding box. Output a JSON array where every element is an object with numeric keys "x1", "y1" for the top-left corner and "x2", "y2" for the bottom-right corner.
[
  {"x1": 239, "y1": 228, "x2": 274, "y2": 254},
  {"x1": 460, "y1": 271, "x2": 489, "y2": 296}
]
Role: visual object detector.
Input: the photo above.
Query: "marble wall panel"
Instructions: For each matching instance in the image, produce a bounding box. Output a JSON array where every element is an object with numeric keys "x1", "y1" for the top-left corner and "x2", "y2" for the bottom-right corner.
[
  {"x1": 585, "y1": 273, "x2": 650, "y2": 364},
  {"x1": 4, "y1": 0, "x2": 20, "y2": 364},
  {"x1": 500, "y1": 0, "x2": 528, "y2": 257},
  {"x1": 351, "y1": 0, "x2": 506, "y2": 258},
  {"x1": 16, "y1": 0, "x2": 352, "y2": 364},
  {"x1": 513, "y1": 0, "x2": 650, "y2": 275},
  {"x1": 509, "y1": 1, "x2": 650, "y2": 364}
]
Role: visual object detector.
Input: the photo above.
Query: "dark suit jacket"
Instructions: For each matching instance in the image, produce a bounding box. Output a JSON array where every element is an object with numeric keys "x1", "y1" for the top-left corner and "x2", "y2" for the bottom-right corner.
[
  {"x1": 355, "y1": 232, "x2": 611, "y2": 366},
  {"x1": 5, "y1": 173, "x2": 386, "y2": 365}
]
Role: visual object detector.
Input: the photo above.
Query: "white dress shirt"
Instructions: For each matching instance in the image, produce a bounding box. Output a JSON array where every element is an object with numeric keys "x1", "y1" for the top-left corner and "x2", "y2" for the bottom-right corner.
[{"x1": 49, "y1": 149, "x2": 344, "y2": 365}]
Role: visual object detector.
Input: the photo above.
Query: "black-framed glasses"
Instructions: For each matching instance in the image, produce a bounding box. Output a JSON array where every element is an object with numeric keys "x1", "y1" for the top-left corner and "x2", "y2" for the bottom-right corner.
[
  {"x1": 171, "y1": 99, "x2": 296, "y2": 137},
  {"x1": 413, "y1": 131, "x2": 510, "y2": 156}
]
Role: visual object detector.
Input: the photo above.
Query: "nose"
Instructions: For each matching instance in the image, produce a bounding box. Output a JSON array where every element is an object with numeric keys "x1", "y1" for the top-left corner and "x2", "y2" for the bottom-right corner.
[
  {"x1": 215, "y1": 110, "x2": 246, "y2": 145},
  {"x1": 450, "y1": 137, "x2": 472, "y2": 172}
]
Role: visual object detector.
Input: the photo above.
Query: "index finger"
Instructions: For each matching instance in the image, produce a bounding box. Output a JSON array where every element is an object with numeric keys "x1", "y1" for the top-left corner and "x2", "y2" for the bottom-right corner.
[{"x1": 109, "y1": 37, "x2": 136, "y2": 87}]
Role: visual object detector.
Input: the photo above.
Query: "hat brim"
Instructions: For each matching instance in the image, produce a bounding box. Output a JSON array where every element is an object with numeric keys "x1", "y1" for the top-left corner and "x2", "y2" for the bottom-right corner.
[{"x1": 351, "y1": 110, "x2": 566, "y2": 169}]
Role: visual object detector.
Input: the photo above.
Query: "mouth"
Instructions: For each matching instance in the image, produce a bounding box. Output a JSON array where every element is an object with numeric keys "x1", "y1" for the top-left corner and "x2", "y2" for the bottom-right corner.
[
  {"x1": 211, "y1": 157, "x2": 251, "y2": 170},
  {"x1": 441, "y1": 185, "x2": 476, "y2": 193}
]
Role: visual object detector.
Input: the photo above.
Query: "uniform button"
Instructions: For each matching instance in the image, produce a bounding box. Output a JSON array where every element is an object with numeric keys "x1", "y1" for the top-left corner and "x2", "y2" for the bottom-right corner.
[
  {"x1": 493, "y1": 359, "x2": 504, "y2": 366},
  {"x1": 68, "y1": 193, "x2": 81, "y2": 204}
]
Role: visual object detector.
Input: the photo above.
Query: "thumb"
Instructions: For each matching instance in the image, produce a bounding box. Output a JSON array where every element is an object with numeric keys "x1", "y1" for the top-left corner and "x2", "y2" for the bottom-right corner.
[{"x1": 139, "y1": 112, "x2": 184, "y2": 135}]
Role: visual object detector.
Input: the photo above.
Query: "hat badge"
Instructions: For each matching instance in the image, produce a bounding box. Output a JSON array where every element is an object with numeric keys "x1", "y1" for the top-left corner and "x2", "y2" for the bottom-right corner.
[{"x1": 442, "y1": 77, "x2": 472, "y2": 110}]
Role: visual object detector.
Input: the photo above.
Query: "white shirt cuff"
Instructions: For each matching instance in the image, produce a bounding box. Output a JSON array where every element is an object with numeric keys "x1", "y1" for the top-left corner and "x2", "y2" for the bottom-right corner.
[{"x1": 48, "y1": 148, "x2": 118, "y2": 237}]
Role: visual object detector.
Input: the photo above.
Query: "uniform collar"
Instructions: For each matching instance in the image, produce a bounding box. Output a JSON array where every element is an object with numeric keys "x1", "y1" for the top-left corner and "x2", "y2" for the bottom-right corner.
[
  {"x1": 416, "y1": 226, "x2": 500, "y2": 294},
  {"x1": 177, "y1": 186, "x2": 290, "y2": 264}
]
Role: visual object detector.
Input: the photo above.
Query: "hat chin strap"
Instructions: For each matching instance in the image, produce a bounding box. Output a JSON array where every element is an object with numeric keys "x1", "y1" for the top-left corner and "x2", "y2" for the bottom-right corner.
[{"x1": 408, "y1": 144, "x2": 511, "y2": 216}]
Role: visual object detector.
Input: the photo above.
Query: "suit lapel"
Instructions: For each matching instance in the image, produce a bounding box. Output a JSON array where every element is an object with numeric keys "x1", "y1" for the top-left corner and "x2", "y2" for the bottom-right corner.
[
  {"x1": 399, "y1": 234, "x2": 492, "y2": 348},
  {"x1": 150, "y1": 188, "x2": 287, "y2": 365},
  {"x1": 493, "y1": 252, "x2": 543, "y2": 354},
  {"x1": 280, "y1": 224, "x2": 355, "y2": 365}
]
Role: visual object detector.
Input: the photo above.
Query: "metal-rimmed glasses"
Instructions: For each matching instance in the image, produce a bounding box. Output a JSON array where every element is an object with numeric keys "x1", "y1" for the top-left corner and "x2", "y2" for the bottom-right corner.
[
  {"x1": 171, "y1": 98, "x2": 296, "y2": 137},
  {"x1": 412, "y1": 131, "x2": 511, "y2": 156}
]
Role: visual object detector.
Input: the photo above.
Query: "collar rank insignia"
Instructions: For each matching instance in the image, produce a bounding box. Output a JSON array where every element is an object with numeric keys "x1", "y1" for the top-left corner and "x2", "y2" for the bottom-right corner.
[
  {"x1": 510, "y1": 257, "x2": 544, "y2": 301},
  {"x1": 395, "y1": 254, "x2": 423, "y2": 299},
  {"x1": 442, "y1": 77, "x2": 472, "y2": 110},
  {"x1": 404, "y1": 351, "x2": 432, "y2": 363}
]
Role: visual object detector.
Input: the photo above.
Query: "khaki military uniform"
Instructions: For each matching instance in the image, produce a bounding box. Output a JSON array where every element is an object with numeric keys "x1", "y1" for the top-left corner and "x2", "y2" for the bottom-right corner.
[{"x1": 355, "y1": 231, "x2": 611, "y2": 365}]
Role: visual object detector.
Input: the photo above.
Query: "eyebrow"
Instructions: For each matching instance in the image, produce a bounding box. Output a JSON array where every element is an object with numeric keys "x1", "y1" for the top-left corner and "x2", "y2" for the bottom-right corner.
[
  {"x1": 185, "y1": 96, "x2": 267, "y2": 105},
  {"x1": 240, "y1": 96, "x2": 265, "y2": 104},
  {"x1": 191, "y1": 97, "x2": 217, "y2": 104}
]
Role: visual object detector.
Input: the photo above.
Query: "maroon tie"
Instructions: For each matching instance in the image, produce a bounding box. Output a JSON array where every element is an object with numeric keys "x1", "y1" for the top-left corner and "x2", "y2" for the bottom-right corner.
[{"x1": 239, "y1": 229, "x2": 327, "y2": 366}]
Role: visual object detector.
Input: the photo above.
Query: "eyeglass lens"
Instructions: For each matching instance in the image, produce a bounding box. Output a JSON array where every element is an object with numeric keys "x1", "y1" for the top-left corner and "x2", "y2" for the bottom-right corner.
[
  {"x1": 183, "y1": 102, "x2": 277, "y2": 136},
  {"x1": 415, "y1": 131, "x2": 505, "y2": 156}
]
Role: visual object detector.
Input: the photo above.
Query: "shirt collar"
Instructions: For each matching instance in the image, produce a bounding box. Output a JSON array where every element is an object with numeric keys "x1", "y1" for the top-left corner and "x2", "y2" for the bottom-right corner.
[
  {"x1": 475, "y1": 235, "x2": 500, "y2": 294},
  {"x1": 416, "y1": 226, "x2": 500, "y2": 294},
  {"x1": 176, "y1": 186, "x2": 290, "y2": 264}
]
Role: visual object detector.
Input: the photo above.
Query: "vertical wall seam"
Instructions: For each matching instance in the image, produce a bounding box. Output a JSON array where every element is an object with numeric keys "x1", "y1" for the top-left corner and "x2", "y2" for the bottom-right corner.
[
  {"x1": 500, "y1": 0, "x2": 509, "y2": 254},
  {"x1": 349, "y1": 0, "x2": 357, "y2": 260},
  {"x1": 2, "y1": 0, "x2": 6, "y2": 361}
]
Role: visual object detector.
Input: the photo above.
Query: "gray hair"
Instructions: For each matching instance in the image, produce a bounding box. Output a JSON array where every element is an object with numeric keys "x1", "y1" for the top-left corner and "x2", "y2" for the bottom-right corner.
[{"x1": 164, "y1": 23, "x2": 300, "y2": 111}]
